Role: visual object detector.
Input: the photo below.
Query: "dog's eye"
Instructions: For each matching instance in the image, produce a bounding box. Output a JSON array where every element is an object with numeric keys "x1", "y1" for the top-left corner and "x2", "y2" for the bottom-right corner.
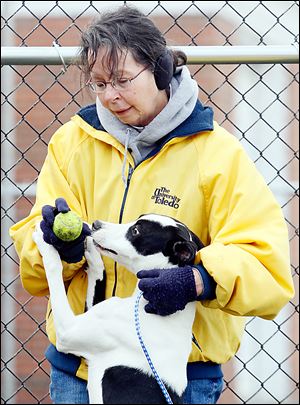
[{"x1": 131, "y1": 226, "x2": 140, "y2": 236}]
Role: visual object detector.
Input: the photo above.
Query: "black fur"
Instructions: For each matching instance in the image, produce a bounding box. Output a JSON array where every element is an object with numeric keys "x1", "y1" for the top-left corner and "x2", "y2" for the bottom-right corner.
[
  {"x1": 125, "y1": 218, "x2": 204, "y2": 265},
  {"x1": 102, "y1": 365, "x2": 183, "y2": 404},
  {"x1": 93, "y1": 271, "x2": 107, "y2": 306}
]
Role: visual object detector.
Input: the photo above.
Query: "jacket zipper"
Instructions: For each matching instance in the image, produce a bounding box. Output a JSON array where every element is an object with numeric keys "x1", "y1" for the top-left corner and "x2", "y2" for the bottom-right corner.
[
  {"x1": 112, "y1": 165, "x2": 134, "y2": 296},
  {"x1": 192, "y1": 333, "x2": 202, "y2": 352}
]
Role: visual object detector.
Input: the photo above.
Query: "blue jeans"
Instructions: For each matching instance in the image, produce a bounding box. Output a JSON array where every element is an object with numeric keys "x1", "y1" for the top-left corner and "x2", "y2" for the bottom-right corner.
[{"x1": 50, "y1": 365, "x2": 223, "y2": 404}]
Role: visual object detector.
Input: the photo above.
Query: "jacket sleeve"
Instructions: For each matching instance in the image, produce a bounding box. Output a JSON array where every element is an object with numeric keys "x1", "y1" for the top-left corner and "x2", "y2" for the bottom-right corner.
[
  {"x1": 9, "y1": 124, "x2": 86, "y2": 297},
  {"x1": 198, "y1": 127, "x2": 295, "y2": 319}
]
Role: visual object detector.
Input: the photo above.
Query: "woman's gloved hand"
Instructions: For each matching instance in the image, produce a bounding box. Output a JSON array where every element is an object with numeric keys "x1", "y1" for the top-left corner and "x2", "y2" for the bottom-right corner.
[
  {"x1": 40, "y1": 198, "x2": 91, "y2": 263},
  {"x1": 137, "y1": 266, "x2": 198, "y2": 316}
]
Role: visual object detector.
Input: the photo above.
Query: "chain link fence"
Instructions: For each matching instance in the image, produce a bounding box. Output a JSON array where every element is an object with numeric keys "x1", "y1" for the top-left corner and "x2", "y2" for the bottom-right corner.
[{"x1": 1, "y1": 1, "x2": 299, "y2": 404}]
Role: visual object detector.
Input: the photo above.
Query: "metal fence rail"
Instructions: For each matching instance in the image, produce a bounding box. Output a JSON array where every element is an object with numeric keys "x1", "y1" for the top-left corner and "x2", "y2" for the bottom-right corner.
[
  {"x1": 2, "y1": 44, "x2": 299, "y2": 65},
  {"x1": 1, "y1": 1, "x2": 299, "y2": 404}
]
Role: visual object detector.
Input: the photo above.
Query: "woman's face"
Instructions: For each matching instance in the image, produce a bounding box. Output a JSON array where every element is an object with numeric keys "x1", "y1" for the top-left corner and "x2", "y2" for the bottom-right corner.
[{"x1": 89, "y1": 48, "x2": 168, "y2": 126}]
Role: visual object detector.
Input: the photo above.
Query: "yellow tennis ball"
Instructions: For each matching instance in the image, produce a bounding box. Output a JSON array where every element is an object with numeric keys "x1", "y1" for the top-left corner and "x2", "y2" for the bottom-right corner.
[{"x1": 53, "y1": 211, "x2": 83, "y2": 242}]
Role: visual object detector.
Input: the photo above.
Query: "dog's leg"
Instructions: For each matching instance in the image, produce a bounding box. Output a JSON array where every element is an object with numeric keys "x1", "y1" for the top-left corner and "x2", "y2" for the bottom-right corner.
[
  {"x1": 87, "y1": 363, "x2": 104, "y2": 404},
  {"x1": 33, "y1": 224, "x2": 80, "y2": 350},
  {"x1": 85, "y1": 236, "x2": 106, "y2": 311}
]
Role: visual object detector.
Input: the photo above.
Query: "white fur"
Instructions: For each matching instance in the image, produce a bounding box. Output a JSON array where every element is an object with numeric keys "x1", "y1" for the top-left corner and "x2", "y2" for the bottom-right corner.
[{"x1": 33, "y1": 215, "x2": 196, "y2": 404}]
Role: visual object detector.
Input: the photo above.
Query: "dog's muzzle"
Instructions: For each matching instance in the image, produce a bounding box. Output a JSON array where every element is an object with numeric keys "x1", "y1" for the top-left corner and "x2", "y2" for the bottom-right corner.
[
  {"x1": 92, "y1": 220, "x2": 102, "y2": 231},
  {"x1": 92, "y1": 239, "x2": 118, "y2": 256}
]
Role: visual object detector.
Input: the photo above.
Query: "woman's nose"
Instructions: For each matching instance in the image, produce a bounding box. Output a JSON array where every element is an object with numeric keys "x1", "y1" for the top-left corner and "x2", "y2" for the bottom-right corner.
[{"x1": 101, "y1": 84, "x2": 120, "y2": 104}]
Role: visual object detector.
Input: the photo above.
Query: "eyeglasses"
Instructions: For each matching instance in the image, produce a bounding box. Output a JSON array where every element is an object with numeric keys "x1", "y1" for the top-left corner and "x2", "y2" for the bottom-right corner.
[{"x1": 87, "y1": 65, "x2": 149, "y2": 93}]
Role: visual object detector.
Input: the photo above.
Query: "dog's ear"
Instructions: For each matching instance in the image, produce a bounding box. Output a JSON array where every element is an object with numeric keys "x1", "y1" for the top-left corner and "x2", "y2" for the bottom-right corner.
[
  {"x1": 172, "y1": 241, "x2": 198, "y2": 266},
  {"x1": 189, "y1": 230, "x2": 205, "y2": 251}
]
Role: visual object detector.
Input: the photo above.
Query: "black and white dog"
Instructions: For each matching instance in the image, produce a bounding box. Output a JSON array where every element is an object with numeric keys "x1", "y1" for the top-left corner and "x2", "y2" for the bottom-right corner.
[{"x1": 33, "y1": 213, "x2": 204, "y2": 404}]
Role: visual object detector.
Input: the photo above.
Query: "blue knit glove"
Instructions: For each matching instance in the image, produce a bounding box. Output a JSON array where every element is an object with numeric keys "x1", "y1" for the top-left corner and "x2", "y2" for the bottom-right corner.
[
  {"x1": 40, "y1": 198, "x2": 91, "y2": 263},
  {"x1": 137, "y1": 266, "x2": 198, "y2": 316}
]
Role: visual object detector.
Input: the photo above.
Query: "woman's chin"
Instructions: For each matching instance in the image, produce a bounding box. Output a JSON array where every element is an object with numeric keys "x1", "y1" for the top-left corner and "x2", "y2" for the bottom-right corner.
[
  {"x1": 116, "y1": 108, "x2": 150, "y2": 127},
  {"x1": 121, "y1": 115, "x2": 147, "y2": 126}
]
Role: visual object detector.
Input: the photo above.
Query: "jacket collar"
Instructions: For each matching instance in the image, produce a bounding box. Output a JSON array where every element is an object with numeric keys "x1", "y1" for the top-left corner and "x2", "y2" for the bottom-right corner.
[{"x1": 77, "y1": 99, "x2": 214, "y2": 139}]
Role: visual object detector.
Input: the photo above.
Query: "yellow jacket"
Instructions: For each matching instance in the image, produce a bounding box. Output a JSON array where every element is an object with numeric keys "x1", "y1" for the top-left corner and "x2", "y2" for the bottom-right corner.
[{"x1": 9, "y1": 102, "x2": 294, "y2": 380}]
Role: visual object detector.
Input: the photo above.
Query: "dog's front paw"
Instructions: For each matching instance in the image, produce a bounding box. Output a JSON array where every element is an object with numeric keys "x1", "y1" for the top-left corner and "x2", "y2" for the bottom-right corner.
[
  {"x1": 85, "y1": 236, "x2": 104, "y2": 281},
  {"x1": 32, "y1": 223, "x2": 47, "y2": 254},
  {"x1": 33, "y1": 222, "x2": 62, "y2": 272}
]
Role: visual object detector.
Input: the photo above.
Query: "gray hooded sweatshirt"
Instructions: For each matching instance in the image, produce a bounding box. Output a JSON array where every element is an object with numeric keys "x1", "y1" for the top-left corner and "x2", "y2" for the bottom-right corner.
[{"x1": 96, "y1": 65, "x2": 199, "y2": 184}]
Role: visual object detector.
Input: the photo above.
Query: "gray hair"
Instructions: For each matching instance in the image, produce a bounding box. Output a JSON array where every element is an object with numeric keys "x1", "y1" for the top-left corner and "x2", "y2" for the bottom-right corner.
[{"x1": 79, "y1": 5, "x2": 186, "y2": 83}]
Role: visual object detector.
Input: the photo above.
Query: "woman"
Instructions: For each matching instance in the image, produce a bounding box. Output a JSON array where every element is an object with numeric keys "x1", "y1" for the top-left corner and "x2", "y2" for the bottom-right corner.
[{"x1": 9, "y1": 5, "x2": 294, "y2": 404}]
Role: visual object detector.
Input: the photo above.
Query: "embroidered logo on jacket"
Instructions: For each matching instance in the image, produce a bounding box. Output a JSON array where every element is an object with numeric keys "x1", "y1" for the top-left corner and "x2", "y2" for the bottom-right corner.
[{"x1": 151, "y1": 187, "x2": 181, "y2": 209}]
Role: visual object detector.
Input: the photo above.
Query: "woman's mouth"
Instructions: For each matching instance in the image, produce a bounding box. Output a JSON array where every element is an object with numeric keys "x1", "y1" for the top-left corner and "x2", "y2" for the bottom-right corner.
[{"x1": 114, "y1": 107, "x2": 132, "y2": 116}]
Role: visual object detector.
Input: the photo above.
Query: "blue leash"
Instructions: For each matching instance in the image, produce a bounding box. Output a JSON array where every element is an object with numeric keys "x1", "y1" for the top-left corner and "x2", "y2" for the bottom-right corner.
[{"x1": 134, "y1": 291, "x2": 173, "y2": 404}]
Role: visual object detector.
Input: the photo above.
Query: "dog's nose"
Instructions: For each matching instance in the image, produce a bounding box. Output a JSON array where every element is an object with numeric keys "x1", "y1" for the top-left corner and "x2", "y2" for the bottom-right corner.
[{"x1": 92, "y1": 220, "x2": 102, "y2": 231}]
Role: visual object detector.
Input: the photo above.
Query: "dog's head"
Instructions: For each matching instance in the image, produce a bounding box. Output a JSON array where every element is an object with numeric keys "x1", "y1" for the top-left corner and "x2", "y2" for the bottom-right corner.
[{"x1": 91, "y1": 214, "x2": 204, "y2": 273}]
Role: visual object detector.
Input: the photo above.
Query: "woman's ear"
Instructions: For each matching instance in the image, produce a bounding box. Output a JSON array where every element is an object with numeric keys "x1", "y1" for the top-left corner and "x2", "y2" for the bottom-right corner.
[{"x1": 172, "y1": 241, "x2": 197, "y2": 265}]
